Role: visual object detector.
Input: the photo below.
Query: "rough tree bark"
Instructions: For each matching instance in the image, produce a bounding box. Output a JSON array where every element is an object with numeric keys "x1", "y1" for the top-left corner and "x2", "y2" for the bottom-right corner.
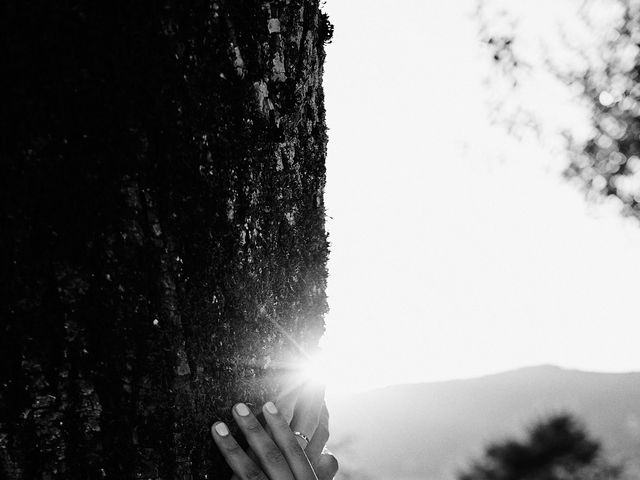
[{"x1": 0, "y1": 1, "x2": 331, "y2": 478}]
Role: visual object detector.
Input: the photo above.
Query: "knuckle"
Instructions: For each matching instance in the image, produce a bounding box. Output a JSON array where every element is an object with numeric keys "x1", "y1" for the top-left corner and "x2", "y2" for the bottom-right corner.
[
  {"x1": 245, "y1": 420, "x2": 263, "y2": 433},
  {"x1": 272, "y1": 413, "x2": 290, "y2": 430},
  {"x1": 264, "y1": 447, "x2": 287, "y2": 466},
  {"x1": 224, "y1": 442, "x2": 243, "y2": 456},
  {"x1": 286, "y1": 441, "x2": 307, "y2": 460},
  {"x1": 280, "y1": 408, "x2": 294, "y2": 422},
  {"x1": 244, "y1": 468, "x2": 267, "y2": 480}
]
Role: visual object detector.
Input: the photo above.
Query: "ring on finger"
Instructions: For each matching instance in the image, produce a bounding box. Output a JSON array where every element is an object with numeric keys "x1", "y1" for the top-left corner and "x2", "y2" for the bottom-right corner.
[{"x1": 293, "y1": 431, "x2": 311, "y2": 447}]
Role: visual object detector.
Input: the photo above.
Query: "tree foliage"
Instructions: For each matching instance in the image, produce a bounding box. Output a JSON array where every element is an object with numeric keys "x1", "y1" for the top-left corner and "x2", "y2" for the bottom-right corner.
[
  {"x1": 479, "y1": 0, "x2": 640, "y2": 219},
  {"x1": 564, "y1": 0, "x2": 640, "y2": 218}
]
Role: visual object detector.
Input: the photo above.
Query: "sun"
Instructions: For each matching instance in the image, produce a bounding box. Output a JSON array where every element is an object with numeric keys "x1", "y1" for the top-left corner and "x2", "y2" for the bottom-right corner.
[{"x1": 299, "y1": 351, "x2": 331, "y2": 386}]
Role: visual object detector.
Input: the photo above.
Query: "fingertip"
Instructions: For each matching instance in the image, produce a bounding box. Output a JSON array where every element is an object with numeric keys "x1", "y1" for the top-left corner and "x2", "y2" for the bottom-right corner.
[
  {"x1": 234, "y1": 402, "x2": 251, "y2": 417},
  {"x1": 212, "y1": 421, "x2": 230, "y2": 437},
  {"x1": 263, "y1": 401, "x2": 278, "y2": 415}
]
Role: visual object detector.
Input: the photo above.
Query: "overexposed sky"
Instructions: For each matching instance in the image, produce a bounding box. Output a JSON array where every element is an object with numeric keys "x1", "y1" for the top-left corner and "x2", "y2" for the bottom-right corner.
[{"x1": 319, "y1": 0, "x2": 640, "y2": 394}]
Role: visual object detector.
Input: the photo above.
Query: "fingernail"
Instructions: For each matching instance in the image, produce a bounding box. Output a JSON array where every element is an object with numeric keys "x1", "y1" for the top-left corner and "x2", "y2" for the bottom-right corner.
[
  {"x1": 214, "y1": 422, "x2": 229, "y2": 436},
  {"x1": 264, "y1": 401, "x2": 278, "y2": 415},
  {"x1": 235, "y1": 403, "x2": 250, "y2": 416}
]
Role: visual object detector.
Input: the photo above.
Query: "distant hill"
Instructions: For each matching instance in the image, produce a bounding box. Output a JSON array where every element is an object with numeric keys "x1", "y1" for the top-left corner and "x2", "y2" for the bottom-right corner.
[{"x1": 326, "y1": 366, "x2": 640, "y2": 480}]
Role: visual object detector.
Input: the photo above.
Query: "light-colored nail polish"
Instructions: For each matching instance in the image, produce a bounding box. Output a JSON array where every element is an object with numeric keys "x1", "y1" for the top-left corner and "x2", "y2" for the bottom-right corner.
[
  {"x1": 235, "y1": 403, "x2": 251, "y2": 416},
  {"x1": 264, "y1": 402, "x2": 278, "y2": 415},
  {"x1": 214, "y1": 422, "x2": 229, "y2": 436}
]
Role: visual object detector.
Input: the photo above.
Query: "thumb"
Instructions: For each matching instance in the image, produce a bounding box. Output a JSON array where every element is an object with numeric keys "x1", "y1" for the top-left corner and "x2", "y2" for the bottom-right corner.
[{"x1": 315, "y1": 450, "x2": 339, "y2": 480}]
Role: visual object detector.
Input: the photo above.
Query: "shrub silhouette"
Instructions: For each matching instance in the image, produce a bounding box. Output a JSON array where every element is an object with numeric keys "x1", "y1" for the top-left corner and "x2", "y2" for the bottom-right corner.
[{"x1": 458, "y1": 413, "x2": 624, "y2": 480}]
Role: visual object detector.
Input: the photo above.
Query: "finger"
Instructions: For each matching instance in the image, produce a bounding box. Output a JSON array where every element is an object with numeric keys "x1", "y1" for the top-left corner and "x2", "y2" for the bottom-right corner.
[
  {"x1": 232, "y1": 403, "x2": 295, "y2": 480},
  {"x1": 275, "y1": 373, "x2": 301, "y2": 424},
  {"x1": 305, "y1": 402, "x2": 329, "y2": 467},
  {"x1": 262, "y1": 401, "x2": 317, "y2": 480},
  {"x1": 315, "y1": 451, "x2": 339, "y2": 480},
  {"x1": 211, "y1": 422, "x2": 268, "y2": 480},
  {"x1": 290, "y1": 380, "x2": 325, "y2": 447},
  {"x1": 230, "y1": 403, "x2": 301, "y2": 480},
  {"x1": 230, "y1": 447, "x2": 259, "y2": 480}
]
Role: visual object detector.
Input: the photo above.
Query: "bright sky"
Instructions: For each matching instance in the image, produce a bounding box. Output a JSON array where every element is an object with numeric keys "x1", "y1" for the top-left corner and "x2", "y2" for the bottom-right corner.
[{"x1": 318, "y1": 0, "x2": 640, "y2": 395}]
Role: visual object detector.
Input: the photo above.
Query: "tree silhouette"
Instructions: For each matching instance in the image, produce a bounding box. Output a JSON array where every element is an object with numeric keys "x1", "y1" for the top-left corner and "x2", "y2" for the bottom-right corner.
[{"x1": 458, "y1": 414, "x2": 624, "y2": 480}]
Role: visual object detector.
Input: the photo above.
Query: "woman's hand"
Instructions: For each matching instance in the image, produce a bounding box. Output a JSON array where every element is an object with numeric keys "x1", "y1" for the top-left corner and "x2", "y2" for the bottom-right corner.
[{"x1": 212, "y1": 400, "x2": 338, "y2": 480}]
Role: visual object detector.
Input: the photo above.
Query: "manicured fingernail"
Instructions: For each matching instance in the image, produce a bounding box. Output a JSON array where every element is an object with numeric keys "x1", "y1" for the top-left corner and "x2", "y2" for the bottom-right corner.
[
  {"x1": 264, "y1": 402, "x2": 278, "y2": 415},
  {"x1": 214, "y1": 422, "x2": 229, "y2": 436},
  {"x1": 235, "y1": 403, "x2": 250, "y2": 416}
]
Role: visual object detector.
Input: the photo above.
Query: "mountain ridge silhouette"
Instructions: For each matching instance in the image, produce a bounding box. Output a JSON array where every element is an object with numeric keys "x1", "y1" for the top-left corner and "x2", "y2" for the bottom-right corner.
[{"x1": 327, "y1": 365, "x2": 640, "y2": 480}]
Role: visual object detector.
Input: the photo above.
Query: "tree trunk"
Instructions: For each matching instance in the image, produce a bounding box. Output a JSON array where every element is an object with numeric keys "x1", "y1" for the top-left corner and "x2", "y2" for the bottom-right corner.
[{"x1": 0, "y1": 1, "x2": 331, "y2": 478}]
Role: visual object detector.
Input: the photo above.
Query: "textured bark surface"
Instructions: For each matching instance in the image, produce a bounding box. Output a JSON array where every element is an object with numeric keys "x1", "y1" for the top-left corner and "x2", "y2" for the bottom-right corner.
[{"x1": 0, "y1": 1, "x2": 331, "y2": 478}]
